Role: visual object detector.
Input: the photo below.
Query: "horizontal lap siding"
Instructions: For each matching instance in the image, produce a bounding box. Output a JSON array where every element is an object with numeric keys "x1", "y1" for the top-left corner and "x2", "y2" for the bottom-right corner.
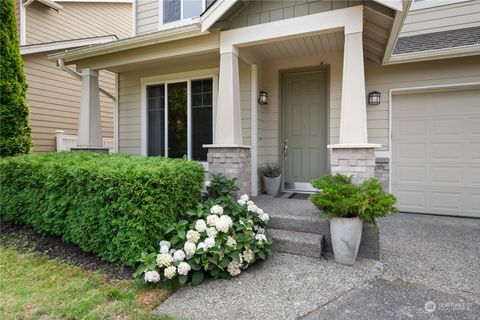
[
  {"x1": 136, "y1": 0, "x2": 158, "y2": 35},
  {"x1": 26, "y1": 2, "x2": 132, "y2": 45},
  {"x1": 24, "y1": 54, "x2": 115, "y2": 152},
  {"x1": 400, "y1": 0, "x2": 480, "y2": 37}
]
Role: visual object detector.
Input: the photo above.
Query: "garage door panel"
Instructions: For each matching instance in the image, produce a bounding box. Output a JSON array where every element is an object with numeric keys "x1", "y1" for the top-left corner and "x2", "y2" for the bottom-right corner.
[{"x1": 392, "y1": 88, "x2": 480, "y2": 217}]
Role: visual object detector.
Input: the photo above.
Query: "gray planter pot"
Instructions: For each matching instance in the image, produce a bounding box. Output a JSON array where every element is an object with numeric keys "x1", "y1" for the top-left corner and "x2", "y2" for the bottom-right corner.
[
  {"x1": 264, "y1": 175, "x2": 281, "y2": 195},
  {"x1": 330, "y1": 217, "x2": 363, "y2": 265}
]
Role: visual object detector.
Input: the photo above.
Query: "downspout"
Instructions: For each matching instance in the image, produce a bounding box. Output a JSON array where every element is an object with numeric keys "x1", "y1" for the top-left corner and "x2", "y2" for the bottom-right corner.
[{"x1": 56, "y1": 58, "x2": 116, "y2": 102}]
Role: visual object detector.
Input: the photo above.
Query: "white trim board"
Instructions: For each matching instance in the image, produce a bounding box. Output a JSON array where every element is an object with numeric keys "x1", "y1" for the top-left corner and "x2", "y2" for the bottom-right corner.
[
  {"x1": 387, "y1": 81, "x2": 480, "y2": 192},
  {"x1": 140, "y1": 68, "x2": 219, "y2": 159},
  {"x1": 20, "y1": 36, "x2": 118, "y2": 55}
]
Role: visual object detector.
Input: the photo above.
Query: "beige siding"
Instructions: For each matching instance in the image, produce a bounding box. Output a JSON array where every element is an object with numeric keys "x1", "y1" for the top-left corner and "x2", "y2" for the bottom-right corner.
[
  {"x1": 400, "y1": 0, "x2": 480, "y2": 37},
  {"x1": 365, "y1": 56, "x2": 480, "y2": 150},
  {"x1": 26, "y1": 1, "x2": 132, "y2": 45},
  {"x1": 239, "y1": 60, "x2": 252, "y2": 146},
  {"x1": 15, "y1": 0, "x2": 21, "y2": 40},
  {"x1": 24, "y1": 53, "x2": 115, "y2": 152},
  {"x1": 136, "y1": 0, "x2": 159, "y2": 35},
  {"x1": 226, "y1": 0, "x2": 360, "y2": 30}
]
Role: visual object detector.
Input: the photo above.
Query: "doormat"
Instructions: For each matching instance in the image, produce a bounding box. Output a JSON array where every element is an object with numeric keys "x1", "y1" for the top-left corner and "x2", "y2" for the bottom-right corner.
[{"x1": 275, "y1": 192, "x2": 311, "y2": 200}]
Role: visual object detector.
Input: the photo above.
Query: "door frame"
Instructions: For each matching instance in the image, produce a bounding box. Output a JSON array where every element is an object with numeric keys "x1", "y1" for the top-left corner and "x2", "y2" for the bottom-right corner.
[{"x1": 279, "y1": 65, "x2": 330, "y2": 192}]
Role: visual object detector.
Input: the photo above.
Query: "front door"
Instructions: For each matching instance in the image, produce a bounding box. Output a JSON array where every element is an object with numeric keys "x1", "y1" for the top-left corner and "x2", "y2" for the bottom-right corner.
[{"x1": 283, "y1": 70, "x2": 328, "y2": 191}]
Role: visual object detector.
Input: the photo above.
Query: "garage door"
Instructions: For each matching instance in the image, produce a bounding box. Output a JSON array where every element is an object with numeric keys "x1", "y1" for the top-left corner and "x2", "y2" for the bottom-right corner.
[{"x1": 392, "y1": 88, "x2": 480, "y2": 217}]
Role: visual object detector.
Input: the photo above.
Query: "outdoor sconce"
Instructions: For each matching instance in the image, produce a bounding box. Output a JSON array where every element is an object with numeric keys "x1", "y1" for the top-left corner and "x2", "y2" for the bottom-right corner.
[
  {"x1": 258, "y1": 91, "x2": 268, "y2": 105},
  {"x1": 368, "y1": 91, "x2": 381, "y2": 105}
]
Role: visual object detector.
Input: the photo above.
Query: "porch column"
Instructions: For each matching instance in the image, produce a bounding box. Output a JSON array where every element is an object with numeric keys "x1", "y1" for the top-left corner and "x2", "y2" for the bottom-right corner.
[
  {"x1": 205, "y1": 46, "x2": 251, "y2": 195},
  {"x1": 74, "y1": 68, "x2": 108, "y2": 153},
  {"x1": 328, "y1": 31, "x2": 379, "y2": 183}
]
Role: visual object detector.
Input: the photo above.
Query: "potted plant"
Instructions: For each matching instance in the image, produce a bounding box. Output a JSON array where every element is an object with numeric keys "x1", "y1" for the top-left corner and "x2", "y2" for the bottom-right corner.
[
  {"x1": 262, "y1": 164, "x2": 281, "y2": 195},
  {"x1": 310, "y1": 174, "x2": 397, "y2": 265}
]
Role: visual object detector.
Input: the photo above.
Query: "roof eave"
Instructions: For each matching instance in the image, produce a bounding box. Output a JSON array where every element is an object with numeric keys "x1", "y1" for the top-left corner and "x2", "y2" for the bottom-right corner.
[
  {"x1": 384, "y1": 44, "x2": 480, "y2": 65},
  {"x1": 382, "y1": 0, "x2": 412, "y2": 65}
]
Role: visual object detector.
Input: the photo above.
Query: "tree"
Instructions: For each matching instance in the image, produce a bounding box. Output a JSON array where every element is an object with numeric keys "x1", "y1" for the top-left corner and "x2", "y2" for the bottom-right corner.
[{"x1": 0, "y1": 0, "x2": 32, "y2": 156}]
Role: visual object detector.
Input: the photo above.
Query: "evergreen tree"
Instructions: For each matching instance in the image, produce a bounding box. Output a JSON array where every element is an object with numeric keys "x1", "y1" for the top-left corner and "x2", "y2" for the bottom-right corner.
[{"x1": 0, "y1": 0, "x2": 33, "y2": 156}]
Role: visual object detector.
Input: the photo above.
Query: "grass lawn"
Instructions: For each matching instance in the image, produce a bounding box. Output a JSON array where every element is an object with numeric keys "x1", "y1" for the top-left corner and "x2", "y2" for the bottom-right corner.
[{"x1": 0, "y1": 246, "x2": 174, "y2": 320}]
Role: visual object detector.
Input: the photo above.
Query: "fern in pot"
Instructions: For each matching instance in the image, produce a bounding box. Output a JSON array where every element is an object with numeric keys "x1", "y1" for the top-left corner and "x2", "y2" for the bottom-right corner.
[
  {"x1": 262, "y1": 164, "x2": 281, "y2": 195},
  {"x1": 310, "y1": 174, "x2": 397, "y2": 265}
]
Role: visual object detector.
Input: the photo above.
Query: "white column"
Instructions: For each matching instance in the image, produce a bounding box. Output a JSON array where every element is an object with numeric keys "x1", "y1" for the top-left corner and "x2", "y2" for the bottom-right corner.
[
  {"x1": 339, "y1": 31, "x2": 368, "y2": 145},
  {"x1": 215, "y1": 48, "x2": 242, "y2": 145},
  {"x1": 78, "y1": 68, "x2": 103, "y2": 148},
  {"x1": 250, "y1": 64, "x2": 258, "y2": 196}
]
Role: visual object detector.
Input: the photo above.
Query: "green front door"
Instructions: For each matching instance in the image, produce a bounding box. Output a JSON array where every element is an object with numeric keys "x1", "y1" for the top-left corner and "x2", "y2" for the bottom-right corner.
[{"x1": 283, "y1": 70, "x2": 328, "y2": 191}]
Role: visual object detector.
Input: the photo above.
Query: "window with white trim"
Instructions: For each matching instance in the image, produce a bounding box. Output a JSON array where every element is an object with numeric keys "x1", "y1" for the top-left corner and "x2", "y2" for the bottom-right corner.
[
  {"x1": 147, "y1": 78, "x2": 213, "y2": 161},
  {"x1": 162, "y1": 0, "x2": 215, "y2": 25}
]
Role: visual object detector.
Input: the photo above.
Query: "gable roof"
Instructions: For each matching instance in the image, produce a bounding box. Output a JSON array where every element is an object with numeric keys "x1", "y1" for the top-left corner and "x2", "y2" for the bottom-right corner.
[{"x1": 21, "y1": 35, "x2": 118, "y2": 55}]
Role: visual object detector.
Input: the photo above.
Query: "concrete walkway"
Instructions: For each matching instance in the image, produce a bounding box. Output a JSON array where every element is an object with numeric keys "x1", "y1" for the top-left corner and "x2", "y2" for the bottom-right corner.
[{"x1": 155, "y1": 213, "x2": 480, "y2": 320}]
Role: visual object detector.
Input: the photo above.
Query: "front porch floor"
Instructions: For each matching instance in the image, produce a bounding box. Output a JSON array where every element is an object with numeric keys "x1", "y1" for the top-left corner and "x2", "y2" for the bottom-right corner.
[{"x1": 155, "y1": 213, "x2": 480, "y2": 319}]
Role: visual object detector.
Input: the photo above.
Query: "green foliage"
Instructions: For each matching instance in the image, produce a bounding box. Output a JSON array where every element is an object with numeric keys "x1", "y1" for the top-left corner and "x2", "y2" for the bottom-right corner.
[
  {"x1": 262, "y1": 163, "x2": 281, "y2": 178},
  {"x1": 310, "y1": 174, "x2": 398, "y2": 225},
  {"x1": 203, "y1": 173, "x2": 239, "y2": 200},
  {"x1": 136, "y1": 181, "x2": 272, "y2": 286},
  {"x1": 0, "y1": 152, "x2": 204, "y2": 265},
  {"x1": 0, "y1": 0, "x2": 33, "y2": 156}
]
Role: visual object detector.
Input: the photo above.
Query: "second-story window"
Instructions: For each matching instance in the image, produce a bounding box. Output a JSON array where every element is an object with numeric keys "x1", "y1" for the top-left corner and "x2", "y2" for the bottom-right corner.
[{"x1": 163, "y1": 0, "x2": 215, "y2": 25}]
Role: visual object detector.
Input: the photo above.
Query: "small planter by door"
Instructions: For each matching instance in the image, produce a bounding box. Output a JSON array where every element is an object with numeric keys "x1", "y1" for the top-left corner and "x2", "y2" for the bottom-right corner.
[
  {"x1": 264, "y1": 175, "x2": 281, "y2": 195},
  {"x1": 330, "y1": 217, "x2": 363, "y2": 265}
]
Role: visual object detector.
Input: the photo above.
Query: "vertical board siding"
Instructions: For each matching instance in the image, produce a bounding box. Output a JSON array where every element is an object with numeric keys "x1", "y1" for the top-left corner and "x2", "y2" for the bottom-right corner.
[
  {"x1": 239, "y1": 60, "x2": 252, "y2": 146},
  {"x1": 400, "y1": 0, "x2": 480, "y2": 37},
  {"x1": 136, "y1": 0, "x2": 159, "y2": 35},
  {"x1": 26, "y1": 2, "x2": 132, "y2": 45},
  {"x1": 25, "y1": 53, "x2": 115, "y2": 152}
]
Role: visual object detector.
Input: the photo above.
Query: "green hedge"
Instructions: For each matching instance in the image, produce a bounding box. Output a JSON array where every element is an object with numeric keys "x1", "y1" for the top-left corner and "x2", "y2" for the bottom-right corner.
[{"x1": 0, "y1": 152, "x2": 204, "y2": 265}]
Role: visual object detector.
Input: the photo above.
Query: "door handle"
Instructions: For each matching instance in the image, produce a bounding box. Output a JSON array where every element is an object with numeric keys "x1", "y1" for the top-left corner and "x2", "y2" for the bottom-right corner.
[{"x1": 284, "y1": 139, "x2": 288, "y2": 160}]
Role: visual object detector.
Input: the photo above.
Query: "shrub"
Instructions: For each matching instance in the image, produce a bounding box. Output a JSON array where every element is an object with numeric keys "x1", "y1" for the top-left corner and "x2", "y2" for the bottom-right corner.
[
  {"x1": 262, "y1": 164, "x2": 281, "y2": 178},
  {"x1": 310, "y1": 174, "x2": 398, "y2": 225},
  {"x1": 0, "y1": 0, "x2": 33, "y2": 156},
  {"x1": 0, "y1": 152, "x2": 204, "y2": 265},
  {"x1": 135, "y1": 175, "x2": 272, "y2": 286}
]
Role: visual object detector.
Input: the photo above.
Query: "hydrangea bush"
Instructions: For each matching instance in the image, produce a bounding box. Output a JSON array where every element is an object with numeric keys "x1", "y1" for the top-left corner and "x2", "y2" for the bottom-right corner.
[{"x1": 135, "y1": 174, "x2": 273, "y2": 286}]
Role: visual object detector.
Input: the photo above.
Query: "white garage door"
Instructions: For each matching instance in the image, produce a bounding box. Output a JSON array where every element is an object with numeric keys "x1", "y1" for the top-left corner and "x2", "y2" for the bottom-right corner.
[{"x1": 392, "y1": 88, "x2": 480, "y2": 217}]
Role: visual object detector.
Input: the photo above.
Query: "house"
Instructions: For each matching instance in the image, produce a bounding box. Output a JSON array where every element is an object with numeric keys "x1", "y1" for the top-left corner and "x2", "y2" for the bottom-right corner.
[
  {"x1": 16, "y1": 0, "x2": 132, "y2": 152},
  {"x1": 50, "y1": 0, "x2": 480, "y2": 218}
]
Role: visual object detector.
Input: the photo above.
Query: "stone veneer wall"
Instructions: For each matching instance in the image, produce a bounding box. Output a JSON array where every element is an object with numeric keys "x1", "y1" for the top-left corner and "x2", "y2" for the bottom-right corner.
[
  {"x1": 330, "y1": 148, "x2": 376, "y2": 183},
  {"x1": 375, "y1": 157, "x2": 390, "y2": 191},
  {"x1": 207, "y1": 147, "x2": 251, "y2": 195}
]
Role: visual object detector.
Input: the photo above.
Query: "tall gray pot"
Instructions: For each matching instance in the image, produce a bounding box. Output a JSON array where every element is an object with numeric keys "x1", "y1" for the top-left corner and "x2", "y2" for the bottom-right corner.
[
  {"x1": 330, "y1": 217, "x2": 363, "y2": 265},
  {"x1": 264, "y1": 175, "x2": 281, "y2": 195}
]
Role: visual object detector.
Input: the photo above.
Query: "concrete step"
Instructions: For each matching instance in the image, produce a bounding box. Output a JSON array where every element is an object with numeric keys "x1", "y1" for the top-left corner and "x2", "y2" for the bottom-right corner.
[
  {"x1": 269, "y1": 228, "x2": 323, "y2": 258},
  {"x1": 269, "y1": 213, "x2": 329, "y2": 235}
]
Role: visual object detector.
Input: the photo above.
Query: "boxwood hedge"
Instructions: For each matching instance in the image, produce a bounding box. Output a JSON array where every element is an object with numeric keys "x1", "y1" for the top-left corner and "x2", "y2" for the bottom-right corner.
[{"x1": 0, "y1": 152, "x2": 204, "y2": 265}]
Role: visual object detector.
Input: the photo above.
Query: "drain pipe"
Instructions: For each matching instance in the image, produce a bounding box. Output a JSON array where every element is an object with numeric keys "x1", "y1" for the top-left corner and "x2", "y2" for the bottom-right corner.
[{"x1": 57, "y1": 58, "x2": 116, "y2": 102}]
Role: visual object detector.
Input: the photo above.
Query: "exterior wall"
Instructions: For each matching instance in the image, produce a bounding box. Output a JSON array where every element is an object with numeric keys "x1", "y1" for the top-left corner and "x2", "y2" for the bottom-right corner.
[
  {"x1": 25, "y1": 1, "x2": 132, "y2": 45},
  {"x1": 239, "y1": 59, "x2": 252, "y2": 146},
  {"x1": 136, "y1": 0, "x2": 158, "y2": 35},
  {"x1": 226, "y1": 0, "x2": 361, "y2": 29},
  {"x1": 400, "y1": 0, "x2": 480, "y2": 37},
  {"x1": 15, "y1": 0, "x2": 21, "y2": 40},
  {"x1": 24, "y1": 53, "x2": 115, "y2": 152}
]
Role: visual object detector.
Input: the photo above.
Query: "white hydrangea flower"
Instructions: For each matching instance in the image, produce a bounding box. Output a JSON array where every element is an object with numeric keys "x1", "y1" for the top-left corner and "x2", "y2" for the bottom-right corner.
[
  {"x1": 215, "y1": 215, "x2": 233, "y2": 233},
  {"x1": 240, "y1": 194, "x2": 249, "y2": 202},
  {"x1": 256, "y1": 208, "x2": 264, "y2": 216},
  {"x1": 159, "y1": 241, "x2": 171, "y2": 250},
  {"x1": 204, "y1": 237, "x2": 216, "y2": 249},
  {"x1": 197, "y1": 242, "x2": 207, "y2": 251},
  {"x1": 210, "y1": 205, "x2": 224, "y2": 215},
  {"x1": 259, "y1": 213, "x2": 269, "y2": 223},
  {"x1": 237, "y1": 199, "x2": 247, "y2": 206},
  {"x1": 173, "y1": 249, "x2": 186, "y2": 262},
  {"x1": 207, "y1": 214, "x2": 220, "y2": 227},
  {"x1": 206, "y1": 227, "x2": 217, "y2": 238},
  {"x1": 227, "y1": 261, "x2": 242, "y2": 277},
  {"x1": 177, "y1": 262, "x2": 191, "y2": 276},
  {"x1": 169, "y1": 248, "x2": 176, "y2": 254},
  {"x1": 195, "y1": 219, "x2": 207, "y2": 233},
  {"x1": 226, "y1": 236, "x2": 237, "y2": 248},
  {"x1": 204, "y1": 180, "x2": 211, "y2": 187},
  {"x1": 144, "y1": 270, "x2": 160, "y2": 283},
  {"x1": 254, "y1": 225, "x2": 265, "y2": 234},
  {"x1": 159, "y1": 246, "x2": 169, "y2": 254},
  {"x1": 247, "y1": 201, "x2": 258, "y2": 213},
  {"x1": 243, "y1": 249, "x2": 254, "y2": 264},
  {"x1": 156, "y1": 253, "x2": 173, "y2": 267},
  {"x1": 184, "y1": 241, "x2": 197, "y2": 258},
  {"x1": 255, "y1": 233, "x2": 267, "y2": 243},
  {"x1": 186, "y1": 230, "x2": 200, "y2": 243},
  {"x1": 164, "y1": 266, "x2": 177, "y2": 279}
]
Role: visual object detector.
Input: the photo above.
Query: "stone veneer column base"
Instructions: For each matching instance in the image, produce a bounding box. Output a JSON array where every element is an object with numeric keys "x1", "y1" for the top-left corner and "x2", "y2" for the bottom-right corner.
[
  {"x1": 207, "y1": 147, "x2": 251, "y2": 196},
  {"x1": 330, "y1": 147, "x2": 376, "y2": 183}
]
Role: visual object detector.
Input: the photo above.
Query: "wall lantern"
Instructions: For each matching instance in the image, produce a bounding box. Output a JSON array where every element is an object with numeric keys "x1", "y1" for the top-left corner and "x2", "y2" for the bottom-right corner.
[
  {"x1": 368, "y1": 91, "x2": 381, "y2": 105},
  {"x1": 258, "y1": 91, "x2": 268, "y2": 105}
]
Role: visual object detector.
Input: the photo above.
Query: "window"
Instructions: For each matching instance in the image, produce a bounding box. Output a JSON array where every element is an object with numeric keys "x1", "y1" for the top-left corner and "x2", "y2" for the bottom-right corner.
[
  {"x1": 147, "y1": 78, "x2": 213, "y2": 161},
  {"x1": 162, "y1": 0, "x2": 215, "y2": 25}
]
